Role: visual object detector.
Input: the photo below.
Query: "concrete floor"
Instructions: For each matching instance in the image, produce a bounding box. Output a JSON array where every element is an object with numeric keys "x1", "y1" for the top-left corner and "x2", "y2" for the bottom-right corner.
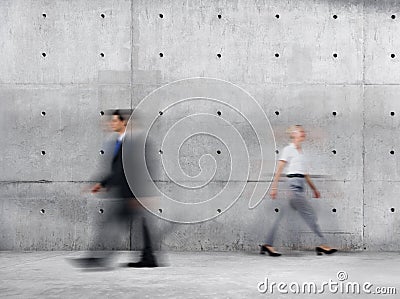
[{"x1": 0, "y1": 250, "x2": 399, "y2": 298}]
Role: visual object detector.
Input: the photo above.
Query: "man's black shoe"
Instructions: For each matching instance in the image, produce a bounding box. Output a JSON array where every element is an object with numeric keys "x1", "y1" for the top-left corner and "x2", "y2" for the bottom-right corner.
[
  {"x1": 69, "y1": 257, "x2": 107, "y2": 268},
  {"x1": 126, "y1": 260, "x2": 158, "y2": 268}
]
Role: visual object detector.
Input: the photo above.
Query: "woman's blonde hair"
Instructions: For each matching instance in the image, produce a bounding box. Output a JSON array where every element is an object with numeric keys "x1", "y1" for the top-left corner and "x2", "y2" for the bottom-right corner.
[{"x1": 286, "y1": 125, "x2": 303, "y2": 139}]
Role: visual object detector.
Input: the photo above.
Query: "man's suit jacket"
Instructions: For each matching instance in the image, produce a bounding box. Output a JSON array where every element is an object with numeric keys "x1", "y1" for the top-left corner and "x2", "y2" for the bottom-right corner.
[{"x1": 100, "y1": 138, "x2": 134, "y2": 199}]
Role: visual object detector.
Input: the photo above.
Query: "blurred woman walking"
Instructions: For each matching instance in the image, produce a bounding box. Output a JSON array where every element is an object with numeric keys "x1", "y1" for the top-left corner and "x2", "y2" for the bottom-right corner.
[{"x1": 260, "y1": 125, "x2": 337, "y2": 257}]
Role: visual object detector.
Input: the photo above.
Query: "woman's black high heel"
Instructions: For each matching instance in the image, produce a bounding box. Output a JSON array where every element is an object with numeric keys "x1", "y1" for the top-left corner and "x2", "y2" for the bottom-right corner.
[
  {"x1": 259, "y1": 245, "x2": 281, "y2": 257},
  {"x1": 316, "y1": 246, "x2": 337, "y2": 256}
]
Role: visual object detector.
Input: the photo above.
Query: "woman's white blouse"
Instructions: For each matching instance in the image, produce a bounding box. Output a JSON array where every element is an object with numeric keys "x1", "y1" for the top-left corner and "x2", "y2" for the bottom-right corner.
[{"x1": 279, "y1": 143, "x2": 309, "y2": 175}]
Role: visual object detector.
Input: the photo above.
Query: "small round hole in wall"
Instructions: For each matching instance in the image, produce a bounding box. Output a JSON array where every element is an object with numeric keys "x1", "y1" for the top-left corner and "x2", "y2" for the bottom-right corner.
[
  {"x1": 42, "y1": 13, "x2": 47, "y2": 18},
  {"x1": 332, "y1": 111, "x2": 337, "y2": 116},
  {"x1": 41, "y1": 150, "x2": 46, "y2": 155},
  {"x1": 218, "y1": 14, "x2": 222, "y2": 19},
  {"x1": 159, "y1": 52, "x2": 164, "y2": 57},
  {"x1": 275, "y1": 111, "x2": 279, "y2": 115},
  {"x1": 390, "y1": 207, "x2": 395, "y2": 212},
  {"x1": 42, "y1": 52, "x2": 47, "y2": 57},
  {"x1": 101, "y1": 13, "x2": 105, "y2": 18},
  {"x1": 333, "y1": 15, "x2": 338, "y2": 19},
  {"x1": 158, "y1": 208, "x2": 163, "y2": 213},
  {"x1": 159, "y1": 13, "x2": 164, "y2": 18},
  {"x1": 41, "y1": 111, "x2": 46, "y2": 116},
  {"x1": 159, "y1": 111, "x2": 163, "y2": 115},
  {"x1": 100, "y1": 111, "x2": 104, "y2": 116},
  {"x1": 100, "y1": 52, "x2": 105, "y2": 57},
  {"x1": 99, "y1": 150, "x2": 105, "y2": 155},
  {"x1": 217, "y1": 111, "x2": 222, "y2": 116},
  {"x1": 391, "y1": 111, "x2": 395, "y2": 116},
  {"x1": 40, "y1": 209, "x2": 45, "y2": 214},
  {"x1": 332, "y1": 150, "x2": 337, "y2": 155},
  {"x1": 391, "y1": 14, "x2": 396, "y2": 19},
  {"x1": 217, "y1": 150, "x2": 221, "y2": 155},
  {"x1": 274, "y1": 208, "x2": 279, "y2": 213},
  {"x1": 159, "y1": 149, "x2": 163, "y2": 154},
  {"x1": 217, "y1": 53, "x2": 221, "y2": 58},
  {"x1": 217, "y1": 208, "x2": 221, "y2": 213},
  {"x1": 275, "y1": 14, "x2": 280, "y2": 19},
  {"x1": 275, "y1": 150, "x2": 279, "y2": 154},
  {"x1": 332, "y1": 208, "x2": 337, "y2": 213},
  {"x1": 275, "y1": 53, "x2": 280, "y2": 58},
  {"x1": 99, "y1": 209, "x2": 104, "y2": 214},
  {"x1": 390, "y1": 150, "x2": 395, "y2": 155}
]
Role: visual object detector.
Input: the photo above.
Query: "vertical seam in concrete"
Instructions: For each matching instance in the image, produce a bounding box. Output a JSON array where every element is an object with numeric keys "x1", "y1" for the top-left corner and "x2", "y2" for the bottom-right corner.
[
  {"x1": 130, "y1": 0, "x2": 134, "y2": 109},
  {"x1": 129, "y1": 0, "x2": 134, "y2": 251},
  {"x1": 361, "y1": 0, "x2": 366, "y2": 250}
]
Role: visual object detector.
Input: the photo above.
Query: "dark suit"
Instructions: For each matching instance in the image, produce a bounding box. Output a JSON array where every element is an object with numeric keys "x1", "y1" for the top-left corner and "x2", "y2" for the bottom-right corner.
[
  {"x1": 96, "y1": 133, "x2": 157, "y2": 264},
  {"x1": 100, "y1": 137, "x2": 134, "y2": 199}
]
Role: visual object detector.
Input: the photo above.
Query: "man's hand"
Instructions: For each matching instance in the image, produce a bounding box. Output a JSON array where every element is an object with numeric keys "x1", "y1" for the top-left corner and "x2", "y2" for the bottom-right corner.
[
  {"x1": 269, "y1": 188, "x2": 278, "y2": 199},
  {"x1": 91, "y1": 183, "x2": 103, "y2": 194}
]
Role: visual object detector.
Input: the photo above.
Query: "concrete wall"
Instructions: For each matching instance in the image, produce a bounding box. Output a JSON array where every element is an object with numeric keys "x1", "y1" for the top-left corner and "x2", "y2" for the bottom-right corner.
[{"x1": 0, "y1": 0, "x2": 399, "y2": 251}]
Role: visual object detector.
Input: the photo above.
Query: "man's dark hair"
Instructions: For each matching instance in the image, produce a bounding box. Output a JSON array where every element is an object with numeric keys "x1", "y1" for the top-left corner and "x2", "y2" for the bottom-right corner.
[
  {"x1": 112, "y1": 109, "x2": 125, "y2": 121},
  {"x1": 111, "y1": 109, "x2": 133, "y2": 121}
]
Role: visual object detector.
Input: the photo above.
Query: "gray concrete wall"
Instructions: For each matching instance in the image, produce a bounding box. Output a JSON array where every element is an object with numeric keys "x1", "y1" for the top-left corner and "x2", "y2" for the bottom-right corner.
[{"x1": 0, "y1": 0, "x2": 399, "y2": 251}]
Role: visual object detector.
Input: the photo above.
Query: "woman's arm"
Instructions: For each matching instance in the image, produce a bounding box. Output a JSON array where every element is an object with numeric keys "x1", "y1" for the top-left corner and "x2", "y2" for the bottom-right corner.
[
  {"x1": 305, "y1": 174, "x2": 320, "y2": 198},
  {"x1": 269, "y1": 160, "x2": 286, "y2": 199}
]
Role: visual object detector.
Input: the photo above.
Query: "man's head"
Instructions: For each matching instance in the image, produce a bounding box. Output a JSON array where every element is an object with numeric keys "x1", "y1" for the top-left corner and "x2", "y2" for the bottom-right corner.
[{"x1": 111, "y1": 110, "x2": 127, "y2": 134}]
